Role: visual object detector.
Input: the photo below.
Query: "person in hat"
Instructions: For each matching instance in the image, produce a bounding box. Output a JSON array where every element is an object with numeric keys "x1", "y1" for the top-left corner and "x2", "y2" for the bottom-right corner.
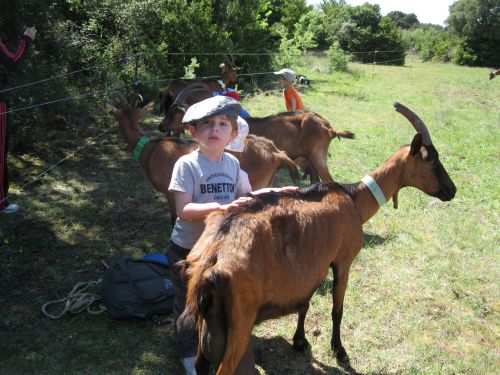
[
  {"x1": 166, "y1": 95, "x2": 296, "y2": 374},
  {"x1": 0, "y1": 26, "x2": 37, "y2": 213},
  {"x1": 274, "y1": 68, "x2": 304, "y2": 111}
]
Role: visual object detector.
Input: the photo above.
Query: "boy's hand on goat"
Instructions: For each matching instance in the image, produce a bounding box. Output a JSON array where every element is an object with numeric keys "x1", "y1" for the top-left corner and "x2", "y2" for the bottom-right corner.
[
  {"x1": 220, "y1": 196, "x2": 253, "y2": 211},
  {"x1": 252, "y1": 186, "x2": 298, "y2": 195}
]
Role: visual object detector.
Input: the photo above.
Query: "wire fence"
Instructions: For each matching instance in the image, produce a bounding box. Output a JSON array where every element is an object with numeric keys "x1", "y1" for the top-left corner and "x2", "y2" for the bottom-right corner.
[{"x1": 0, "y1": 48, "x2": 412, "y2": 205}]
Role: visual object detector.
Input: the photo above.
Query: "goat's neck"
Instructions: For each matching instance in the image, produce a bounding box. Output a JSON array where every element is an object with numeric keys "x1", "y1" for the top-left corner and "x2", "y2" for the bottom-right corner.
[
  {"x1": 354, "y1": 148, "x2": 407, "y2": 224},
  {"x1": 119, "y1": 119, "x2": 146, "y2": 152}
]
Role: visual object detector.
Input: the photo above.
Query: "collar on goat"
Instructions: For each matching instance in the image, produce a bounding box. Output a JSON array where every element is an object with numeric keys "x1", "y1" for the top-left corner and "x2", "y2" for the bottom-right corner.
[
  {"x1": 217, "y1": 79, "x2": 226, "y2": 90},
  {"x1": 361, "y1": 175, "x2": 387, "y2": 207},
  {"x1": 132, "y1": 136, "x2": 150, "y2": 160}
]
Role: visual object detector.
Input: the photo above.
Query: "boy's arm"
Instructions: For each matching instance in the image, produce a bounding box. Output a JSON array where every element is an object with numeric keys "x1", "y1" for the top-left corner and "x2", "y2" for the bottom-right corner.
[{"x1": 174, "y1": 190, "x2": 252, "y2": 221}]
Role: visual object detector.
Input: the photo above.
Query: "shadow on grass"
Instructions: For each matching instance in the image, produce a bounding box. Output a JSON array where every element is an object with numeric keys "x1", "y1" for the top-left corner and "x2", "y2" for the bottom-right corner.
[
  {"x1": 253, "y1": 335, "x2": 365, "y2": 375},
  {"x1": 362, "y1": 232, "x2": 389, "y2": 249}
]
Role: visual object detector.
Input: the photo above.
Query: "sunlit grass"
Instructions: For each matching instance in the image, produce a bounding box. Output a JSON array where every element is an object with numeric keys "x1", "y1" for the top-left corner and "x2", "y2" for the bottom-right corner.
[{"x1": 1, "y1": 58, "x2": 498, "y2": 374}]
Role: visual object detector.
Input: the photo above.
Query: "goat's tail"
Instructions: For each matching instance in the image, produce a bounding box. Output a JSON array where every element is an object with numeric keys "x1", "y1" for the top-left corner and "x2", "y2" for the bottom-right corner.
[
  {"x1": 278, "y1": 151, "x2": 301, "y2": 182},
  {"x1": 330, "y1": 128, "x2": 355, "y2": 140}
]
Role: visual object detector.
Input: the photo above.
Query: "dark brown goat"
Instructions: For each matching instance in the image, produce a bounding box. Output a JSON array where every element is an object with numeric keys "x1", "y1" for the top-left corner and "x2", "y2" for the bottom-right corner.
[
  {"x1": 489, "y1": 68, "x2": 500, "y2": 80},
  {"x1": 180, "y1": 102, "x2": 457, "y2": 374},
  {"x1": 159, "y1": 63, "x2": 240, "y2": 136},
  {"x1": 158, "y1": 86, "x2": 354, "y2": 183},
  {"x1": 109, "y1": 96, "x2": 300, "y2": 224}
]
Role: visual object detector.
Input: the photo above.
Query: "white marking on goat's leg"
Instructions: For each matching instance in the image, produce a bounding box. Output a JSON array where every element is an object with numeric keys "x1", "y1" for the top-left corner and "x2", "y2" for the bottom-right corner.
[
  {"x1": 292, "y1": 302, "x2": 311, "y2": 351},
  {"x1": 330, "y1": 266, "x2": 351, "y2": 366}
]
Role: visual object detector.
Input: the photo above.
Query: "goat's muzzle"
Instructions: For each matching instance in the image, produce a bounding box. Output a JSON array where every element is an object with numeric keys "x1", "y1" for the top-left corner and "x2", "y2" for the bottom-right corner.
[
  {"x1": 434, "y1": 162, "x2": 457, "y2": 201},
  {"x1": 435, "y1": 183, "x2": 457, "y2": 201}
]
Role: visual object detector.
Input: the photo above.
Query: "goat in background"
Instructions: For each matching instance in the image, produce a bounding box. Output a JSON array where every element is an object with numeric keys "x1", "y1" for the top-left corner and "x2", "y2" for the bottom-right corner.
[
  {"x1": 159, "y1": 63, "x2": 241, "y2": 136},
  {"x1": 109, "y1": 94, "x2": 300, "y2": 224},
  {"x1": 489, "y1": 68, "x2": 500, "y2": 80},
  {"x1": 158, "y1": 84, "x2": 355, "y2": 184},
  {"x1": 180, "y1": 102, "x2": 457, "y2": 375}
]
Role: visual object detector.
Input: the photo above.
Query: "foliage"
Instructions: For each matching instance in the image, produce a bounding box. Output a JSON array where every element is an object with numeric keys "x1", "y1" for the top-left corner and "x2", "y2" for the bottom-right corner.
[
  {"x1": 401, "y1": 25, "x2": 481, "y2": 65},
  {"x1": 319, "y1": 2, "x2": 406, "y2": 65},
  {"x1": 271, "y1": 24, "x2": 304, "y2": 68},
  {"x1": 452, "y1": 39, "x2": 478, "y2": 65},
  {"x1": 182, "y1": 57, "x2": 200, "y2": 79},
  {"x1": 0, "y1": 0, "x2": 278, "y2": 128},
  {"x1": 266, "y1": 0, "x2": 312, "y2": 37},
  {"x1": 386, "y1": 10, "x2": 420, "y2": 29},
  {"x1": 446, "y1": 0, "x2": 500, "y2": 66},
  {"x1": 326, "y1": 41, "x2": 351, "y2": 72},
  {"x1": 294, "y1": 10, "x2": 329, "y2": 50}
]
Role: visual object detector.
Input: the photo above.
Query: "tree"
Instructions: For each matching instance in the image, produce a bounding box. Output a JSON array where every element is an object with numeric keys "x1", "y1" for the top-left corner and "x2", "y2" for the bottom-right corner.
[
  {"x1": 446, "y1": 0, "x2": 500, "y2": 66},
  {"x1": 387, "y1": 10, "x2": 420, "y2": 29}
]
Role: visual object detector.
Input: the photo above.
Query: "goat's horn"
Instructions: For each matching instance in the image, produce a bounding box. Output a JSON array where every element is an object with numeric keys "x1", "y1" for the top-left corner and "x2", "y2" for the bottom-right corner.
[
  {"x1": 134, "y1": 94, "x2": 144, "y2": 108},
  {"x1": 393, "y1": 102, "x2": 432, "y2": 146}
]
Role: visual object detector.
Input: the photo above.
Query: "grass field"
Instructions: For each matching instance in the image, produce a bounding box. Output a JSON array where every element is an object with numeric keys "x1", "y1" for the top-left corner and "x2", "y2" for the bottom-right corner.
[{"x1": 1, "y1": 57, "x2": 498, "y2": 374}]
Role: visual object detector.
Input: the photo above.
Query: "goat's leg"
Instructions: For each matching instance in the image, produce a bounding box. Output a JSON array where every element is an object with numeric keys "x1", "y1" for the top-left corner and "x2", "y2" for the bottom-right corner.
[
  {"x1": 308, "y1": 151, "x2": 333, "y2": 182},
  {"x1": 330, "y1": 265, "x2": 350, "y2": 366},
  {"x1": 234, "y1": 342, "x2": 257, "y2": 375},
  {"x1": 195, "y1": 345, "x2": 210, "y2": 375},
  {"x1": 216, "y1": 314, "x2": 255, "y2": 375},
  {"x1": 292, "y1": 301, "x2": 311, "y2": 351}
]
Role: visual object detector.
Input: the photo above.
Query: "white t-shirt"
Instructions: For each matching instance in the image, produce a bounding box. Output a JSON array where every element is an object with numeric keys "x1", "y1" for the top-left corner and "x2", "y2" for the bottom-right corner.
[{"x1": 168, "y1": 150, "x2": 247, "y2": 249}]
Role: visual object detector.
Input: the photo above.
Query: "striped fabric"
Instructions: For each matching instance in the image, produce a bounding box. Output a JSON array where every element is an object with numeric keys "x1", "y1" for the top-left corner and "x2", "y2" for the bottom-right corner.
[{"x1": 0, "y1": 39, "x2": 26, "y2": 62}]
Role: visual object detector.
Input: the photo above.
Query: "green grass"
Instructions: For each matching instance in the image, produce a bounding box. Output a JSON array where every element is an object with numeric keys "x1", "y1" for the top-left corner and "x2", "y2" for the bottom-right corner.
[{"x1": 1, "y1": 58, "x2": 498, "y2": 374}]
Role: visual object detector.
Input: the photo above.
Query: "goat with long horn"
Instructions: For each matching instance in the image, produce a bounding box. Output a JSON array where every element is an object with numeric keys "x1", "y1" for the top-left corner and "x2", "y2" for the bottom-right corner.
[{"x1": 180, "y1": 102, "x2": 457, "y2": 374}]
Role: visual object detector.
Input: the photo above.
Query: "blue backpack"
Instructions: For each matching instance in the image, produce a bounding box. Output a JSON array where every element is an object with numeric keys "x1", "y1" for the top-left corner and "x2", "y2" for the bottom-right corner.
[{"x1": 100, "y1": 254, "x2": 174, "y2": 319}]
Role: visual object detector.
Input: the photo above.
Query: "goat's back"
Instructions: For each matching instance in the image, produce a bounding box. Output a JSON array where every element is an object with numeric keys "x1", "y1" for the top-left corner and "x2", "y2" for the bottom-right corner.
[
  {"x1": 247, "y1": 111, "x2": 334, "y2": 158},
  {"x1": 184, "y1": 185, "x2": 364, "y2": 323}
]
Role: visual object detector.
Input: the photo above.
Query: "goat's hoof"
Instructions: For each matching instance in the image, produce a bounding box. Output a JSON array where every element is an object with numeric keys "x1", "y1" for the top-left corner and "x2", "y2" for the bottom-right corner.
[
  {"x1": 335, "y1": 350, "x2": 351, "y2": 368},
  {"x1": 292, "y1": 338, "x2": 310, "y2": 352}
]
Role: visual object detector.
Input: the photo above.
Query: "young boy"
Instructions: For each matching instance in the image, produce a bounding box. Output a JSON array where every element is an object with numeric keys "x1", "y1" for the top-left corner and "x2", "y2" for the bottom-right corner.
[
  {"x1": 274, "y1": 68, "x2": 304, "y2": 111},
  {"x1": 167, "y1": 95, "x2": 294, "y2": 374}
]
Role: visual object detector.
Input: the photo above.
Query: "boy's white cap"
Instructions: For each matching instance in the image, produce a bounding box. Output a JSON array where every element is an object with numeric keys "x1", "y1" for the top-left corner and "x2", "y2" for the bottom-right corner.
[
  {"x1": 274, "y1": 68, "x2": 296, "y2": 83},
  {"x1": 225, "y1": 117, "x2": 249, "y2": 152},
  {"x1": 182, "y1": 96, "x2": 241, "y2": 125}
]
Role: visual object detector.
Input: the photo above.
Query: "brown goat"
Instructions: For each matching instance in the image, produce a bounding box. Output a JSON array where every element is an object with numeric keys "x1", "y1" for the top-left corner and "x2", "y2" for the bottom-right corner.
[
  {"x1": 246, "y1": 111, "x2": 354, "y2": 183},
  {"x1": 109, "y1": 95, "x2": 300, "y2": 224},
  {"x1": 158, "y1": 87, "x2": 354, "y2": 183},
  {"x1": 489, "y1": 68, "x2": 500, "y2": 80},
  {"x1": 180, "y1": 102, "x2": 457, "y2": 374},
  {"x1": 159, "y1": 63, "x2": 240, "y2": 136}
]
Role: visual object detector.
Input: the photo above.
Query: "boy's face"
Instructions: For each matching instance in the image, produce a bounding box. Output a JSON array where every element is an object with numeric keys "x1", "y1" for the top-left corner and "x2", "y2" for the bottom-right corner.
[
  {"x1": 278, "y1": 76, "x2": 290, "y2": 88},
  {"x1": 189, "y1": 114, "x2": 237, "y2": 153}
]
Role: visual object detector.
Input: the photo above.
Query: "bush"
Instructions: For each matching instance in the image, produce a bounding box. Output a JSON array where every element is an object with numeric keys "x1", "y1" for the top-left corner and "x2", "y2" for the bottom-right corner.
[
  {"x1": 452, "y1": 41, "x2": 477, "y2": 65},
  {"x1": 326, "y1": 41, "x2": 352, "y2": 72}
]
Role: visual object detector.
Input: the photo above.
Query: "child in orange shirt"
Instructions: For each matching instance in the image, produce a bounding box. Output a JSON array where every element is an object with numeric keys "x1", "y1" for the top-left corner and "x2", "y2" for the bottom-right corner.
[{"x1": 274, "y1": 68, "x2": 304, "y2": 111}]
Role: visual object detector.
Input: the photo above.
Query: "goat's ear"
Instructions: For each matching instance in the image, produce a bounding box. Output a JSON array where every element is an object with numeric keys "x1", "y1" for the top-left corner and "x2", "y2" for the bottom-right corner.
[{"x1": 410, "y1": 133, "x2": 423, "y2": 156}]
